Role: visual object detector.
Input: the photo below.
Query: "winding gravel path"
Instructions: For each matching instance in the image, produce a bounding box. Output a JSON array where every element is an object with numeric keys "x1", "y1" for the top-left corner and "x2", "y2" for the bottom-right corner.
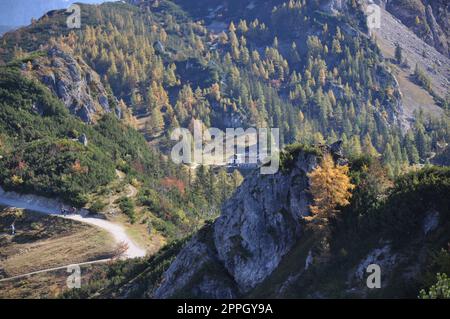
[{"x1": 0, "y1": 187, "x2": 146, "y2": 259}]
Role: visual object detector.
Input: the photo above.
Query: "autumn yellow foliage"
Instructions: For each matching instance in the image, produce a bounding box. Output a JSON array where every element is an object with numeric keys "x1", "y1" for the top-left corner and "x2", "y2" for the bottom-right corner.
[{"x1": 307, "y1": 154, "x2": 355, "y2": 220}]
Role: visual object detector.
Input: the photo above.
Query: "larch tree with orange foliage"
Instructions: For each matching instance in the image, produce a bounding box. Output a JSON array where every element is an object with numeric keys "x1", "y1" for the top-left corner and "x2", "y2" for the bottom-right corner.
[{"x1": 307, "y1": 153, "x2": 355, "y2": 222}]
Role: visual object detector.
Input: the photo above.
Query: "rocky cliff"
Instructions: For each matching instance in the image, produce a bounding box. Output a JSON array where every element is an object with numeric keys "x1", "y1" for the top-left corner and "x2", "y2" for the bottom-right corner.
[
  {"x1": 149, "y1": 143, "x2": 449, "y2": 299},
  {"x1": 25, "y1": 46, "x2": 114, "y2": 123},
  {"x1": 369, "y1": 1, "x2": 449, "y2": 122},
  {"x1": 154, "y1": 145, "x2": 326, "y2": 298},
  {"x1": 383, "y1": 0, "x2": 449, "y2": 57}
]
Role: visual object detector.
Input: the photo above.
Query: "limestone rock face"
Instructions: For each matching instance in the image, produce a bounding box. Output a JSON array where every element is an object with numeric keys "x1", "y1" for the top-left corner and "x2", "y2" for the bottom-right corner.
[
  {"x1": 425, "y1": 5, "x2": 449, "y2": 57},
  {"x1": 154, "y1": 146, "x2": 332, "y2": 298},
  {"x1": 385, "y1": 0, "x2": 449, "y2": 57},
  {"x1": 213, "y1": 152, "x2": 317, "y2": 293},
  {"x1": 154, "y1": 233, "x2": 238, "y2": 299},
  {"x1": 33, "y1": 46, "x2": 112, "y2": 123}
]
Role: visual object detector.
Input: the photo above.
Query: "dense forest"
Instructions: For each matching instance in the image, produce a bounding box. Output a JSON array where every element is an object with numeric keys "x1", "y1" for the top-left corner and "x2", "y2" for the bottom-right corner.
[{"x1": 1, "y1": 0, "x2": 448, "y2": 177}]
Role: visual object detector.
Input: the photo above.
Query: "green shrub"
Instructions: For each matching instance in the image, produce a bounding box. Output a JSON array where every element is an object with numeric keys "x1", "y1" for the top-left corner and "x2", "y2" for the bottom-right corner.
[
  {"x1": 0, "y1": 138, "x2": 115, "y2": 205},
  {"x1": 117, "y1": 196, "x2": 137, "y2": 224},
  {"x1": 279, "y1": 143, "x2": 322, "y2": 172},
  {"x1": 419, "y1": 273, "x2": 450, "y2": 299},
  {"x1": 90, "y1": 200, "x2": 107, "y2": 214}
]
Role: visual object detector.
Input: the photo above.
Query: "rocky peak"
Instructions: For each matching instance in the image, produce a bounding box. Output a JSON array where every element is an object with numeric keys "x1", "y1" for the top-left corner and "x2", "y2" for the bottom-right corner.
[{"x1": 154, "y1": 143, "x2": 344, "y2": 298}]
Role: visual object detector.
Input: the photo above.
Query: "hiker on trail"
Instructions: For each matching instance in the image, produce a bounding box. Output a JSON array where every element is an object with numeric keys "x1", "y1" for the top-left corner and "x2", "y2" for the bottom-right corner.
[
  {"x1": 11, "y1": 223, "x2": 15, "y2": 236},
  {"x1": 70, "y1": 207, "x2": 76, "y2": 215}
]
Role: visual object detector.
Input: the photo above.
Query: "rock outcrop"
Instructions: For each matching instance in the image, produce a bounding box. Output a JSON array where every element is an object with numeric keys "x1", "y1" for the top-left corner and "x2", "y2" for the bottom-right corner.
[
  {"x1": 384, "y1": 0, "x2": 449, "y2": 57},
  {"x1": 369, "y1": 2, "x2": 449, "y2": 122},
  {"x1": 213, "y1": 152, "x2": 316, "y2": 293},
  {"x1": 31, "y1": 46, "x2": 113, "y2": 123},
  {"x1": 153, "y1": 227, "x2": 239, "y2": 298},
  {"x1": 424, "y1": 4, "x2": 448, "y2": 58},
  {"x1": 154, "y1": 144, "x2": 338, "y2": 298}
]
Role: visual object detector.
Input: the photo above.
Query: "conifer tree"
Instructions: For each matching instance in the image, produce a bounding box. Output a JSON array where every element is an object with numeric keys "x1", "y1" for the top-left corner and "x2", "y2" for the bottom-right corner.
[{"x1": 307, "y1": 154, "x2": 355, "y2": 220}]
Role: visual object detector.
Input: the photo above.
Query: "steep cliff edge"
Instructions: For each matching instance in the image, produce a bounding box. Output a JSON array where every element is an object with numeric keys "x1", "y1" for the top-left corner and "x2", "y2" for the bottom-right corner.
[{"x1": 154, "y1": 145, "x2": 326, "y2": 298}]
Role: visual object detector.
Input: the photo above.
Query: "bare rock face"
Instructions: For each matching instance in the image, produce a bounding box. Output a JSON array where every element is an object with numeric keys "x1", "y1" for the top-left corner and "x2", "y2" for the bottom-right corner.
[
  {"x1": 385, "y1": 0, "x2": 449, "y2": 57},
  {"x1": 33, "y1": 46, "x2": 112, "y2": 123},
  {"x1": 425, "y1": 5, "x2": 448, "y2": 57},
  {"x1": 153, "y1": 233, "x2": 238, "y2": 299},
  {"x1": 213, "y1": 151, "x2": 317, "y2": 293},
  {"x1": 374, "y1": 64, "x2": 409, "y2": 131},
  {"x1": 154, "y1": 146, "x2": 333, "y2": 298}
]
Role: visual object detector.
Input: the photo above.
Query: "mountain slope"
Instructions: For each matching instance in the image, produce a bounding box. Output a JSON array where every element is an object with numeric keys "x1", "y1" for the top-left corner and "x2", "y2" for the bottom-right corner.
[
  {"x1": 60, "y1": 145, "x2": 450, "y2": 299},
  {"x1": 153, "y1": 145, "x2": 450, "y2": 299},
  {"x1": 372, "y1": 4, "x2": 449, "y2": 120},
  {"x1": 0, "y1": 60, "x2": 234, "y2": 244},
  {"x1": 0, "y1": 0, "x2": 447, "y2": 298},
  {"x1": 382, "y1": 0, "x2": 449, "y2": 58}
]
